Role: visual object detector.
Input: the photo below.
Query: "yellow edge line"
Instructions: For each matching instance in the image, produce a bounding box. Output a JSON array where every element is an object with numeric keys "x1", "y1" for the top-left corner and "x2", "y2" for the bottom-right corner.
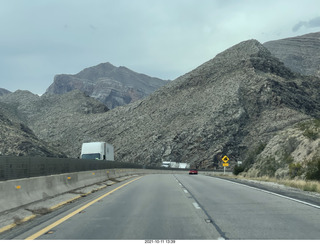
[
  {"x1": 49, "y1": 195, "x2": 82, "y2": 211},
  {"x1": 25, "y1": 176, "x2": 142, "y2": 240},
  {"x1": 1, "y1": 186, "x2": 107, "y2": 233},
  {"x1": 0, "y1": 215, "x2": 36, "y2": 233},
  {"x1": 0, "y1": 223, "x2": 16, "y2": 233}
]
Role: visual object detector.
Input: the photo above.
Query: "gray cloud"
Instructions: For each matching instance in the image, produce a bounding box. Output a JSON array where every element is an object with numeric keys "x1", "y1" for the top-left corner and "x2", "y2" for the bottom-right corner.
[
  {"x1": 309, "y1": 16, "x2": 320, "y2": 28},
  {"x1": 1, "y1": 0, "x2": 319, "y2": 94},
  {"x1": 293, "y1": 16, "x2": 320, "y2": 32}
]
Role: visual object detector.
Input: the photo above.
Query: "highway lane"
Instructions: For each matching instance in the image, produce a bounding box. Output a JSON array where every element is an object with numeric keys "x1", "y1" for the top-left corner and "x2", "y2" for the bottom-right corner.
[
  {"x1": 18, "y1": 174, "x2": 221, "y2": 240},
  {"x1": 176, "y1": 174, "x2": 320, "y2": 239},
  {"x1": 10, "y1": 174, "x2": 320, "y2": 240}
]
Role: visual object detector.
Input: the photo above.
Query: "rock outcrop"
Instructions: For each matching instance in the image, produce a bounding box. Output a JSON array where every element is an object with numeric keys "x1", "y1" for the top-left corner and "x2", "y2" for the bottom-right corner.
[
  {"x1": 2, "y1": 37, "x2": 320, "y2": 178},
  {"x1": 0, "y1": 90, "x2": 108, "y2": 157},
  {"x1": 0, "y1": 88, "x2": 11, "y2": 96},
  {"x1": 264, "y1": 32, "x2": 320, "y2": 77},
  {"x1": 0, "y1": 100, "x2": 66, "y2": 157},
  {"x1": 45, "y1": 62, "x2": 170, "y2": 109}
]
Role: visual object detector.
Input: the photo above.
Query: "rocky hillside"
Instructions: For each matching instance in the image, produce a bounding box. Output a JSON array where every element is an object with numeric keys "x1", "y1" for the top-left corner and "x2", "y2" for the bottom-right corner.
[
  {"x1": 0, "y1": 90, "x2": 109, "y2": 157},
  {"x1": 264, "y1": 32, "x2": 320, "y2": 77},
  {"x1": 245, "y1": 119, "x2": 320, "y2": 179},
  {"x1": 0, "y1": 88, "x2": 11, "y2": 96},
  {"x1": 0, "y1": 100, "x2": 66, "y2": 157},
  {"x1": 4, "y1": 39, "x2": 320, "y2": 168},
  {"x1": 2, "y1": 36, "x2": 320, "y2": 180},
  {"x1": 45, "y1": 62, "x2": 170, "y2": 109}
]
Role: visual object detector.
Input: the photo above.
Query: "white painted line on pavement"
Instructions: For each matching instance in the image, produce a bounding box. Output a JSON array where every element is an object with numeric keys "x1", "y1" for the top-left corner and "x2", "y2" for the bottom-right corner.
[
  {"x1": 214, "y1": 177, "x2": 320, "y2": 210},
  {"x1": 192, "y1": 202, "x2": 201, "y2": 209}
]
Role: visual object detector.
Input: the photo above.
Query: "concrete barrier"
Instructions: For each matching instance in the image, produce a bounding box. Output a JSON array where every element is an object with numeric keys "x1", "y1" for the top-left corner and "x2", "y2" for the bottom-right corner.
[
  {"x1": 0, "y1": 168, "x2": 116, "y2": 213},
  {"x1": 0, "y1": 168, "x2": 187, "y2": 214}
]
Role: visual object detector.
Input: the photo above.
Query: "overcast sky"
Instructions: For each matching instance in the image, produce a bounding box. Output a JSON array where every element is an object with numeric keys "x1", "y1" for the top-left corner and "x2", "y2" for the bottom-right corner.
[{"x1": 1, "y1": 0, "x2": 320, "y2": 95}]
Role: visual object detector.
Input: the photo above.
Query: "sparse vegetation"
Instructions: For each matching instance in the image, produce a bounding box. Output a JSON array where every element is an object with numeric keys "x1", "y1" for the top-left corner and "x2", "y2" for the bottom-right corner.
[
  {"x1": 233, "y1": 164, "x2": 245, "y2": 175},
  {"x1": 223, "y1": 174, "x2": 320, "y2": 193},
  {"x1": 289, "y1": 162, "x2": 304, "y2": 178},
  {"x1": 303, "y1": 182, "x2": 318, "y2": 192},
  {"x1": 243, "y1": 143, "x2": 266, "y2": 171},
  {"x1": 305, "y1": 157, "x2": 320, "y2": 181},
  {"x1": 259, "y1": 156, "x2": 278, "y2": 177},
  {"x1": 297, "y1": 119, "x2": 320, "y2": 140},
  {"x1": 288, "y1": 157, "x2": 320, "y2": 181},
  {"x1": 304, "y1": 128, "x2": 318, "y2": 140},
  {"x1": 229, "y1": 155, "x2": 320, "y2": 193},
  {"x1": 256, "y1": 155, "x2": 320, "y2": 180},
  {"x1": 282, "y1": 152, "x2": 294, "y2": 165}
]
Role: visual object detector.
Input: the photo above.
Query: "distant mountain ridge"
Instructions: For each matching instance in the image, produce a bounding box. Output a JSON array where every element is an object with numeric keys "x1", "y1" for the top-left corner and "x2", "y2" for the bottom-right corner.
[
  {"x1": 0, "y1": 89, "x2": 108, "y2": 157},
  {"x1": 0, "y1": 97, "x2": 66, "y2": 157},
  {"x1": 0, "y1": 88, "x2": 11, "y2": 96},
  {"x1": 2, "y1": 33, "x2": 320, "y2": 179},
  {"x1": 264, "y1": 32, "x2": 320, "y2": 78},
  {"x1": 45, "y1": 62, "x2": 170, "y2": 109},
  {"x1": 4, "y1": 39, "x2": 319, "y2": 171}
]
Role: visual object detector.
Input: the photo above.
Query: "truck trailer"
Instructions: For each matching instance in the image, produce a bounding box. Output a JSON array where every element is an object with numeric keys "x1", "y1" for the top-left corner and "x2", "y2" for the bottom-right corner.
[{"x1": 80, "y1": 142, "x2": 114, "y2": 161}]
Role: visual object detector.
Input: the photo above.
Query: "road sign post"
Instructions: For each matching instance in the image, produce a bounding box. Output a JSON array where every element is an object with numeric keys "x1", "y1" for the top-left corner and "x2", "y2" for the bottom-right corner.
[{"x1": 222, "y1": 156, "x2": 229, "y2": 175}]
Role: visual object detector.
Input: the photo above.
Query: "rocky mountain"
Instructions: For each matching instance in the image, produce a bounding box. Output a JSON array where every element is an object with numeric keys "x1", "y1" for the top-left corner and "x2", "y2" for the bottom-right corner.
[
  {"x1": 264, "y1": 32, "x2": 320, "y2": 78},
  {"x1": 0, "y1": 90, "x2": 109, "y2": 157},
  {"x1": 45, "y1": 62, "x2": 170, "y2": 109},
  {"x1": 0, "y1": 88, "x2": 11, "y2": 96},
  {"x1": 2, "y1": 36, "x2": 320, "y2": 179},
  {"x1": 0, "y1": 99, "x2": 66, "y2": 157},
  {"x1": 245, "y1": 119, "x2": 320, "y2": 179}
]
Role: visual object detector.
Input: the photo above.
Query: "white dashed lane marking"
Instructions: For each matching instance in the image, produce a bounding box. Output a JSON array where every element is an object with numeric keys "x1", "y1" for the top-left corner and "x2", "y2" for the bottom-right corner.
[{"x1": 192, "y1": 202, "x2": 201, "y2": 209}]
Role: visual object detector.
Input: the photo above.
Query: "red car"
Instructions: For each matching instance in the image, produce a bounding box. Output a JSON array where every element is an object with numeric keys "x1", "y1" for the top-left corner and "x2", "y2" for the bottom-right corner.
[{"x1": 189, "y1": 169, "x2": 198, "y2": 175}]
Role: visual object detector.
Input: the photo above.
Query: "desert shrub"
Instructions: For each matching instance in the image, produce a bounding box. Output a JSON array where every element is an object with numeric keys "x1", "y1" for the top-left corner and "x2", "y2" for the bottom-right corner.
[
  {"x1": 305, "y1": 158, "x2": 320, "y2": 181},
  {"x1": 243, "y1": 143, "x2": 266, "y2": 170},
  {"x1": 297, "y1": 119, "x2": 320, "y2": 140},
  {"x1": 289, "y1": 163, "x2": 304, "y2": 178},
  {"x1": 259, "y1": 156, "x2": 278, "y2": 177},
  {"x1": 283, "y1": 153, "x2": 294, "y2": 165},
  {"x1": 303, "y1": 128, "x2": 318, "y2": 140},
  {"x1": 233, "y1": 165, "x2": 245, "y2": 175}
]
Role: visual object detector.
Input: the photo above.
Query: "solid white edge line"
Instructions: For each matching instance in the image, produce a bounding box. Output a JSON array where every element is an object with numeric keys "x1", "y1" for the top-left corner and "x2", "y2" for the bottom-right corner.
[{"x1": 214, "y1": 177, "x2": 320, "y2": 209}]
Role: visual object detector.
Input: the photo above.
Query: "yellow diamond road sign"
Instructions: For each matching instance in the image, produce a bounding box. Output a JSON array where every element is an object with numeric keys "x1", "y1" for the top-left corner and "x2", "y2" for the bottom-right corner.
[{"x1": 222, "y1": 156, "x2": 229, "y2": 163}]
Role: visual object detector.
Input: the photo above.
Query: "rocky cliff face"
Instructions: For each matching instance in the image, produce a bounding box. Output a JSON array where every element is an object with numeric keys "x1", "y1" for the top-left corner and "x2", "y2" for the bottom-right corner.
[
  {"x1": 0, "y1": 90, "x2": 109, "y2": 157},
  {"x1": 45, "y1": 62, "x2": 170, "y2": 109},
  {"x1": 264, "y1": 32, "x2": 320, "y2": 77},
  {"x1": 4, "y1": 39, "x2": 319, "y2": 170},
  {"x1": 245, "y1": 119, "x2": 320, "y2": 179},
  {"x1": 2, "y1": 36, "x2": 320, "y2": 179},
  {"x1": 0, "y1": 98, "x2": 66, "y2": 157},
  {"x1": 97, "y1": 39, "x2": 319, "y2": 168}
]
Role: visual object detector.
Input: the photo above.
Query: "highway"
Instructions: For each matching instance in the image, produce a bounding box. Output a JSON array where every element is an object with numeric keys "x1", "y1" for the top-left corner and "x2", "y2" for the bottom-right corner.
[{"x1": 8, "y1": 174, "x2": 320, "y2": 240}]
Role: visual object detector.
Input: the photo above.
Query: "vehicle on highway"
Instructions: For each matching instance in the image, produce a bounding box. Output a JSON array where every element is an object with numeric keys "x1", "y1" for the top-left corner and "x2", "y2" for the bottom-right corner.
[
  {"x1": 80, "y1": 142, "x2": 114, "y2": 160},
  {"x1": 189, "y1": 169, "x2": 198, "y2": 175}
]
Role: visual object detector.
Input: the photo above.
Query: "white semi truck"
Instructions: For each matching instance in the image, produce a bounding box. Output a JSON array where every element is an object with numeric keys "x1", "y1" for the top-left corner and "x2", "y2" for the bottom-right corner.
[{"x1": 80, "y1": 142, "x2": 114, "y2": 161}]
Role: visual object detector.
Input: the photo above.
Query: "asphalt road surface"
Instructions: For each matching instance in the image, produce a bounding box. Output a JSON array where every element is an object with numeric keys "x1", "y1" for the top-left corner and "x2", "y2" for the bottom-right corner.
[{"x1": 9, "y1": 174, "x2": 320, "y2": 240}]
